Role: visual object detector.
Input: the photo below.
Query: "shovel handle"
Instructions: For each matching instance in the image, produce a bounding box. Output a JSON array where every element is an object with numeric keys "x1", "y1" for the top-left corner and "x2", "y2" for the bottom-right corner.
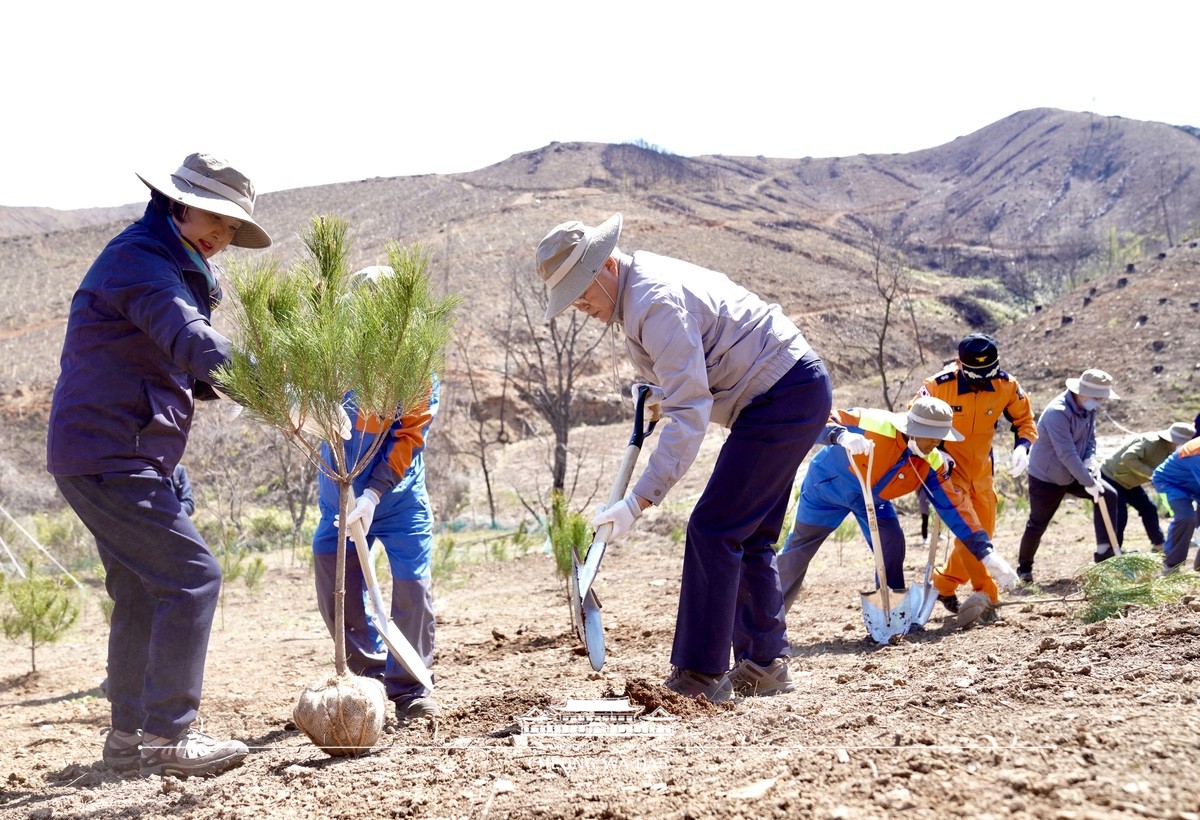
[
  {"x1": 629, "y1": 384, "x2": 661, "y2": 448},
  {"x1": 349, "y1": 517, "x2": 434, "y2": 690},
  {"x1": 925, "y1": 511, "x2": 943, "y2": 568},
  {"x1": 847, "y1": 443, "x2": 892, "y2": 617},
  {"x1": 1094, "y1": 489, "x2": 1122, "y2": 556}
]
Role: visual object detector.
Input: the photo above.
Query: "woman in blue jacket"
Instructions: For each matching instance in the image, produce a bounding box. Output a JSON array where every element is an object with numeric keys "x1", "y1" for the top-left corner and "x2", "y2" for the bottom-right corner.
[{"x1": 47, "y1": 154, "x2": 270, "y2": 778}]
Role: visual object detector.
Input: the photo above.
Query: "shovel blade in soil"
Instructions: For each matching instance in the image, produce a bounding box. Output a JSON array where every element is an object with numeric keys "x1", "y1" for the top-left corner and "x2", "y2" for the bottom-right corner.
[
  {"x1": 860, "y1": 586, "x2": 924, "y2": 643},
  {"x1": 581, "y1": 587, "x2": 606, "y2": 671}
]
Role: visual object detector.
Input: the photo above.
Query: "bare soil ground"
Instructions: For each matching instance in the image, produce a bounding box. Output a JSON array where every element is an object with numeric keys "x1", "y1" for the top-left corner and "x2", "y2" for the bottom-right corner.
[{"x1": 1, "y1": 475, "x2": 1199, "y2": 820}]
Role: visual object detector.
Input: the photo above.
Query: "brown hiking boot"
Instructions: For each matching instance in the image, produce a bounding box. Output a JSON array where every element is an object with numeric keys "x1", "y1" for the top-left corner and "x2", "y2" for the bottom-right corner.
[
  {"x1": 102, "y1": 728, "x2": 141, "y2": 773},
  {"x1": 664, "y1": 667, "x2": 733, "y2": 703},
  {"x1": 396, "y1": 697, "x2": 440, "y2": 720},
  {"x1": 139, "y1": 728, "x2": 248, "y2": 778},
  {"x1": 727, "y1": 657, "x2": 794, "y2": 697}
]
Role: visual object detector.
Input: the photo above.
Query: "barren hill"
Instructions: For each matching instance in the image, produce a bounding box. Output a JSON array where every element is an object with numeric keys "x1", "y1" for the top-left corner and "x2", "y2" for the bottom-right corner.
[{"x1": 1, "y1": 108, "x2": 1198, "y2": 515}]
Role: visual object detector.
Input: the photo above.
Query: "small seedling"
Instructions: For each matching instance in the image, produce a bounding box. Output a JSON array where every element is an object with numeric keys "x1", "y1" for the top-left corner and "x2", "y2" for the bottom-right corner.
[{"x1": 1, "y1": 560, "x2": 80, "y2": 673}]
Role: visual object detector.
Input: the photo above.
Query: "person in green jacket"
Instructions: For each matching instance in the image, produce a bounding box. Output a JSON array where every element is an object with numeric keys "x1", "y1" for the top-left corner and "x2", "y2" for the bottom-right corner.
[{"x1": 1099, "y1": 421, "x2": 1194, "y2": 550}]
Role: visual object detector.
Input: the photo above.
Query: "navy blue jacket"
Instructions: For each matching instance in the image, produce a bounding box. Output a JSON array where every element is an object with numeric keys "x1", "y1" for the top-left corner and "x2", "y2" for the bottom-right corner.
[{"x1": 46, "y1": 200, "x2": 231, "y2": 477}]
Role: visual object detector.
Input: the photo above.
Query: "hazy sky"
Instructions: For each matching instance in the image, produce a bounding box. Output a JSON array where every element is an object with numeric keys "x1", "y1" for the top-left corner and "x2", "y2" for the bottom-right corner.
[{"x1": 4, "y1": 1, "x2": 1196, "y2": 210}]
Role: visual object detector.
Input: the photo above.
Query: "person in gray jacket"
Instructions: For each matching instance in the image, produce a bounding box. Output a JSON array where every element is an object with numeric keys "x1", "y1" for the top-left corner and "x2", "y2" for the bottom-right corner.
[
  {"x1": 535, "y1": 213, "x2": 832, "y2": 702},
  {"x1": 1015, "y1": 369, "x2": 1122, "y2": 583},
  {"x1": 47, "y1": 154, "x2": 270, "y2": 778}
]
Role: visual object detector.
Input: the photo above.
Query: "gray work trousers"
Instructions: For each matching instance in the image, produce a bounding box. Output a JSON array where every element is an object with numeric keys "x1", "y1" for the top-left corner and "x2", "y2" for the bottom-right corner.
[{"x1": 313, "y1": 552, "x2": 434, "y2": 704}]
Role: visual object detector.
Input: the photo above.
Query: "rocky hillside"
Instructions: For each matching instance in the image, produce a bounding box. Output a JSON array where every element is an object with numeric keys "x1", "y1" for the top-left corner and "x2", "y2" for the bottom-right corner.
[{"x1": 1, "y1": 108, "x2": 1198, "y2": 516}]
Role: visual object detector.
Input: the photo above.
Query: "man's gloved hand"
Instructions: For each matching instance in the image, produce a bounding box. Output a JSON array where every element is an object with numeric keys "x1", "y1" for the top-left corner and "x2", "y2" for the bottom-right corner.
[
  {"x1": 1084, "y1": 481, "x2": 1106, "y2": 502},
  {"x1": 592, "y1": 494, "x2": 644, "y2": 544},
  {"x1": 836, "y1": 431, "x2": 872, "y2": 456},
  {"x1": 1083, "y1": 457, "x2": 1100, "y2": 481},
  {"x1": 340, "y1": 489, "x2": 381, "y2": 545},
  {"x1": 1010, "y1": 445, "x2": 1030, "y2": 477},
  {"x1": 982, "y1": 551, "x2": 1019, "y2": 591},
  {"x1": 631, "y1": 383, "x2": 666, "y2": 423},
  {"x1": 288, "y1": 400, "x2": 352, "y2": 440}
]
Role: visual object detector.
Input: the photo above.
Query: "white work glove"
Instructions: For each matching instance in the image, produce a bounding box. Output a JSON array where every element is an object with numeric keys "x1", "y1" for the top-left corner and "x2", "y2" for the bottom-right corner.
[
  {"x1": 982, "y1": 551, "x2": 1019, "y2": 591},
  {"x1": 1010, "y1": 445, "x2": 1030, "y2": 477},
  {"x1": 339, "y1": 489, "x2": 381, "y2": 545},
  {"x1": 1084, "y1": 481, "x2": 1105, "y2": 502},
  {"x1": 939, "y1": 449, "x2": 956, "y2": 472},
  {"x1": 631, "y1": 383, "x2": 666, "y2": 422},
  {"x1": 592, "y1": 494, "x2": 643, "y2": 544},
  {"x1": 836, "y1": 431, "x2": 872, "y2": 456},
  {"x1": 288, "y1": 400, "x2": 352, "y2": 440},
  {"x1": 1083, "y1": 457, "x2": 1100, "y2": 481}
]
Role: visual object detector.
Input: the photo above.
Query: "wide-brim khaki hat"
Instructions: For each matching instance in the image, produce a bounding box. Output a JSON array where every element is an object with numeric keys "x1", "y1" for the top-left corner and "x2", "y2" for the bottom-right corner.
[
  {"x1": 535, "y1": 213, "x2": 622, "y2": 319},
  {"x1": 894, "y1": 396, "x2": 964, "y2": 441},
  {"x1": 1065, "y1": 368, "x2": 1119, "y2": 399},
  {"x1": 1161, "y1": 422, "x2": 1195, "y2": 446},
  {"x1": 137, "y1": 153, "x2": 272, "y2": 249}
]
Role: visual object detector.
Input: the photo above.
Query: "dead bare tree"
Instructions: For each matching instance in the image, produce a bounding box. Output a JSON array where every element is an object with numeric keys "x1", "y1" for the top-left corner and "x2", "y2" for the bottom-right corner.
[
  {"x1": 870, "y1": 233, "x2": 921, "y2": 410},
  {"x1": 448, "y1": 321, "x2": 513, "y2": 527},
  {"x1": 504, "y1": 265, "x2": 608, "y2": 499},
  {"x1": 834, "y1": 227, "x2": 924, "y2": 411}
]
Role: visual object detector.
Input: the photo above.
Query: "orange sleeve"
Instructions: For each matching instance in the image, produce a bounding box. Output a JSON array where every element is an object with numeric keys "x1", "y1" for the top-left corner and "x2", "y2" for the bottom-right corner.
[
  {"x1": 1005, "y1": 380, "x2": 1038, "y2": 445},
  {"x1": 385, "y1": 404, "x2": 434, "y2": 479}
]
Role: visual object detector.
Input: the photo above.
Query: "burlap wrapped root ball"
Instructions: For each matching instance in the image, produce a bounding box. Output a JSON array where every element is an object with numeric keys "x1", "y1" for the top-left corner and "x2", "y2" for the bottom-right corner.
[
  {"x1": 293, "y1": 673, "x2": 387, "y2": 756},
  {"x1": 956, "y1": 591, "x2": 999, "y2": 629}
]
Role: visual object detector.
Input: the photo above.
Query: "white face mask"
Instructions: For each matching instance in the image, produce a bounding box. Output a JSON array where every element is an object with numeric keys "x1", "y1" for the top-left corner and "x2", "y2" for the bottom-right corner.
[
  {"x1": 907, "y1": 438, "x2": 929, "y2": 458},
  {"x1": 1080, "y1": 397, "x2": 1102, "y2": 411}
]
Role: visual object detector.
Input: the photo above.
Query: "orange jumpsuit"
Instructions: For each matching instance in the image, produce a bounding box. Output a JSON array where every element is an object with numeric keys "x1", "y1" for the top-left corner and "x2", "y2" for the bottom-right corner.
[{"x1": 915, "y1": 365, "x2": 1037, "y2": 602}]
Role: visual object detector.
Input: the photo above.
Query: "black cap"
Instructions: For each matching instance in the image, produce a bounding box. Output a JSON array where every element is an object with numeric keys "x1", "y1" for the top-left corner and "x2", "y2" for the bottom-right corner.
[{"x1": 958, "y1": 334, "x2": 999, "y2": 378}]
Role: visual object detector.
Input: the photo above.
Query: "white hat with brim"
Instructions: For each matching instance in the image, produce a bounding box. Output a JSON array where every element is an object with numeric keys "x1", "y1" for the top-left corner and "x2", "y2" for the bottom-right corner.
[
  {"x1": 1065, "y1": 368, "x2": 1119, "y2": 399},
  {"x1": 536, "y1": 213, "x2": 622, "y2": 319},
  {"x1": 137, "y1": 153, "x2": 272, "y2": 249},
  {"x1": 1161, "y1": 422, "x2": 1195, "y2": 446},
  {"x1": 894, "y1": 396, "x2": 964, "y2": 441}
]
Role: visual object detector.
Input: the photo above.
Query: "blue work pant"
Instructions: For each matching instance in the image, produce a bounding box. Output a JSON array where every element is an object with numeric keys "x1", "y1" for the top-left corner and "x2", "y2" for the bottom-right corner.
[
  {"x1": 312, "y1": 484, "x2": 434, "y2": 704},
  {"x1": 55, "y1": 471, "x2": 220, "y2": 740},
  {"x1": 778, "y1": 505, "x2": 908, "y2": 612},
  {"x1": 1162, "y1": 495, "x2": 1199, "y2": 570},
  {"x1": 670, "y1": 352, "x2": 831, "y2": 676}
]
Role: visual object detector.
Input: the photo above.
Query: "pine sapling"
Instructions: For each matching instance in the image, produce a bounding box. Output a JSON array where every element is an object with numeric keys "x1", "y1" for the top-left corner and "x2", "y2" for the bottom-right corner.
[
  {"x1": 1, "y1": 560, "x2": 80, "y2": 673},
  {"x1": 215, "y1": 215, "x2": 457, "y2": 756}
]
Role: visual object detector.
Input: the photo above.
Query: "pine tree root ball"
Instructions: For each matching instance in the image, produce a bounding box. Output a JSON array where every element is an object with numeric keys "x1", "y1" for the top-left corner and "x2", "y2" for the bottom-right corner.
[
  {"x1": 293, "y1": 673, "x2": 387, "y2": 756},
  {"x1": 956, "y1": 592, "x2": 998, "y2": 629}
]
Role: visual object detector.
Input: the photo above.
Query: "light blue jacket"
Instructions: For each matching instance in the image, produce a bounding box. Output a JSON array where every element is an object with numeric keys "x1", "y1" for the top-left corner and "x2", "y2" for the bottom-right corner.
[
  {"x1": 1028, "y1": 390, "x2": 1097, "y2": 486},
  {"x1": 611, "y1": 250, "x2": 811, "y2": 505}
]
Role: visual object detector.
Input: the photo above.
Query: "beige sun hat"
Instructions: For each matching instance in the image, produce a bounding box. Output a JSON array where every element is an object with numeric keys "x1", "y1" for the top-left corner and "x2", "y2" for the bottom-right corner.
[
  {"x1": 1065, "y1": 368, "x2": 1119, "y2": 399},
  {"x1": 894, "y1": 396, "x2": 964, "y2": 441},
  {"x1": 137, "y1": 153, "x2": 272, "y2": 249},
  {"x1": 1161, "y1": 422, "x2": 1196, "y2": 446},
  {"x1": 535, "y1": 213, "x2": 622, "y2": 319}
]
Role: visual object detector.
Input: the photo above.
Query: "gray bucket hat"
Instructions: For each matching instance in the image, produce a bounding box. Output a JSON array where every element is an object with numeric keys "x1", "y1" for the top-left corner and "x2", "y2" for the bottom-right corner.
[
  {"x1": 894, "y1": 396, "x2": 964, "y2": 441},
  {"x1": 1065, "y1": 368, "x2": 1119, "y2": 399},
  {"x1": 535, "y1": 213, "x2": 622, "y2": 319},
  {"x1": 137, "y1": 153, "x2": 272, "y2": 249},
  {"x1": 346, "y1": 265, "x2": 394, "y2": 291},
  {"x1": 1161, "y1": 422, "x2": 1195, "y2": 446}
]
